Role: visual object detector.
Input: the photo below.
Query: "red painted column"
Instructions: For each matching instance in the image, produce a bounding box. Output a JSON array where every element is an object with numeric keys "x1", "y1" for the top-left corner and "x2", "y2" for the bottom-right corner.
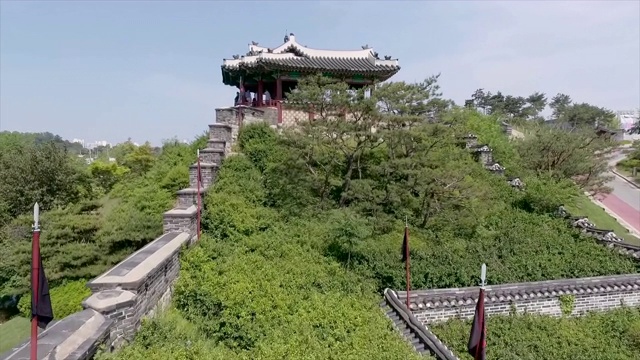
[{"x1": 257, "y1": 80, "x2": 264, "y2": 107}]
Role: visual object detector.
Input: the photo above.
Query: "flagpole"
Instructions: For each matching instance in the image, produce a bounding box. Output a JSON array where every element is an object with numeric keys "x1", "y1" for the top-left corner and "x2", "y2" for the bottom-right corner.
[
  {"x1": 30, "y1": 203, "x2": 40, "y2": 360},
  {"x1": 405, "y1": 217, "x2": 410, "y2": 309},
  {"x1": 196, "y1": 150, "x2": 202, "y2": 241}
]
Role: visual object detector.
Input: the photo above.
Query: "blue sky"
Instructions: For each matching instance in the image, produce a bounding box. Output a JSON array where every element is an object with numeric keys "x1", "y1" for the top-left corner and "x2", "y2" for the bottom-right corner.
[{"x1": 1, "y1": 1, "x2": 638, "y2": 145}]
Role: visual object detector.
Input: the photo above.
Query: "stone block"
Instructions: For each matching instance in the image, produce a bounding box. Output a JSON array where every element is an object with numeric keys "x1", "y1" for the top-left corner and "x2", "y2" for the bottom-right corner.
[
  {"x1": 207, "y1": 140, "x2": 226, "y2": 152},
  {"x1": 176, "y1": 187, "x2": 207, "y2": 209},
  {"x1": 209, "y1": 123, "x2": 233, "y2": 142},
  {"x1": 199, "y1": 147, "x2": 225, "y2": 164},
  {"x1": 189, "y1": 163, "x2": 218, "y2": 189}
]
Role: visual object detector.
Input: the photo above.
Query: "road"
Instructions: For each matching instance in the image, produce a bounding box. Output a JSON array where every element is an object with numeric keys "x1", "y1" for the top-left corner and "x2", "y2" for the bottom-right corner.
[{"x1": 598, "y1": 150, "x2": 640, "y2": 235}]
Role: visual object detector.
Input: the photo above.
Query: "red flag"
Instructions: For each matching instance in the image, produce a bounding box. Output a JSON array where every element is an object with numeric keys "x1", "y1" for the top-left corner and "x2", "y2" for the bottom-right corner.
[{"x1": 467, "y1": 287, "x2": 486, "y2": 360}]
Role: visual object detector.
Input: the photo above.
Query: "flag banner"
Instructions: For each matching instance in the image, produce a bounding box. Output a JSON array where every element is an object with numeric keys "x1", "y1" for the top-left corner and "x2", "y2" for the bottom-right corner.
[
  {"x1": 467, "y1": 288, "x2": 486, "y2": 360},
  {"x1": 401, "y1": 226, "x2": 409, "y2": 262},
  {"x1": 31, "y1": 254, "x2": 53, "y2": 329}
]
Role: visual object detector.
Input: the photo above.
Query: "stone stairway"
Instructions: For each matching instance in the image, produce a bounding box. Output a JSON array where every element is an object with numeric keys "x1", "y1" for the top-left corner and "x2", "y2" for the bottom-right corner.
[{"x1": 162, "y1": 123, "x2": 233, "y2": 237}]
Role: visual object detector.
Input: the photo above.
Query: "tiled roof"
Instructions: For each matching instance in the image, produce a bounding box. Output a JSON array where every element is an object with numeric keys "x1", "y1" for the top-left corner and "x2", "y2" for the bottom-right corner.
[
  {"x1": 397, "y1": 274, "x2": 640, "y2": 311},
  {"x1": 382, "y1": 289, "x2": 458, "y2": 360},
  {"x1": 225, "y1": 55, "x2": 400, "y2": 75},
  {"x1": 222, "y1": 33, "x2": 400, "y2": 78}
]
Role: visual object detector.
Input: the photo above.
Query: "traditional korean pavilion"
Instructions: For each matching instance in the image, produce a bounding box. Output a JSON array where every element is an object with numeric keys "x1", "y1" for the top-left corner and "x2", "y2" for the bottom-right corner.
[{"x1": 221, "y1": 33, "x2": 400, "y2": 106}]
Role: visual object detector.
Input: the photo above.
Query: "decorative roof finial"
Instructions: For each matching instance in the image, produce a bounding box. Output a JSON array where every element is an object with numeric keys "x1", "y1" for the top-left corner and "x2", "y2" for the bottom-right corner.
[
  {"x1": 384, "y1": 55, "x2": 392, "y2": 60},
  {"x1": 251, "y1": 41, "x2": 259, "y2": 46},
  {"x1": 284, "y1": 29, "x2": 289, "y2": 43},
  {"x1": 361, "y1": 44, "x2": 371, "y2": 50}
]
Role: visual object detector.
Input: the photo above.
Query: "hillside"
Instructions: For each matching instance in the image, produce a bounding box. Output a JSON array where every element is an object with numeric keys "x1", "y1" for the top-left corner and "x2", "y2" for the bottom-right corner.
[{"x1": 99, "y1": 77, "x2": 637, "y2": 359}]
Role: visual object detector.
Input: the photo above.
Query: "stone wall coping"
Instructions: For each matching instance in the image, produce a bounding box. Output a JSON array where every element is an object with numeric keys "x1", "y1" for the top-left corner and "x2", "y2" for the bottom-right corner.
[
  {"x1": 397, "y1": 274, "x2": 640, "y2": 309},
  {"x1": 604, "y1": 241, "x2": 640, "y2": 259},
  {"x1": 189, "y1": 162, "x2": 218, "y2": 168},
  {"x1": 83, "y1": 289, "x2": 136, "y2": 313},
  {"x1": 0, "y1": 309, "x2": 111, "y2": 360},
  {"x1": 88, "y1": 232, "x2": 190, "y2": 290},
  {"x1": 199, "y1": 147, "x2": 225, "y2": 154},
  {"x1": 176, "y1": 187, "x2": 207, "y2": 195},
  {"x1": 163, "y1": 205, "x2": 197, "y2": 217},
  {"x1": 208, "y1": 123, "x2": 233, "y2": 129}
]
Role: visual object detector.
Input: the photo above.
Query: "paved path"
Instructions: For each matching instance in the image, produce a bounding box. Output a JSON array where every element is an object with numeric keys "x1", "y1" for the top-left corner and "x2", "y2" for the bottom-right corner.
[{"x1": 599, "y1": 150, "x2": 640, "y2": 234}]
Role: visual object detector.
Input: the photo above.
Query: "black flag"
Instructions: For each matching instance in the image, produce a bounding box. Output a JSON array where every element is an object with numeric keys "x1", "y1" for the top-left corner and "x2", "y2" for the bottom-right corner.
[
  {"x1": 401, "y1": 226, "x2": 409, "y2": 262},
  {"x1": 467, "y1": 287, "x2": 486, "y2": 360},
  {"x1": 31, "y1": 253, "x2": 54, "y2": 329}
]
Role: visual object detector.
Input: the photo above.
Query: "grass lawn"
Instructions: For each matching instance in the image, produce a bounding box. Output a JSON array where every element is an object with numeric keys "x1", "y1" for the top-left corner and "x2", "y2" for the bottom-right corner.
[
  {"x1": 430, "y1": 307, "x2": 640, "y2": 360},
  {"x1": 566, "y1": 196, "x2": 640, "y2": 245},
  {"x1": 0, "y1": 316, "x2": 30, "y2": 353}
]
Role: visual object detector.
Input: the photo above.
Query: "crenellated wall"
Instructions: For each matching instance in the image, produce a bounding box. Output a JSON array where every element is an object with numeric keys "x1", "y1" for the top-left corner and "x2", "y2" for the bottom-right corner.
[{"x1": 1, "y1": 113, "x2": 233, "y2": 360}]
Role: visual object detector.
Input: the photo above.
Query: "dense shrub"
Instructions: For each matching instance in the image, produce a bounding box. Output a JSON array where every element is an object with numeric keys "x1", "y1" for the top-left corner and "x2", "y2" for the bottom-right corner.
[
  {"x1": 431, "y1": 307, "x2": 640, "y2": 360},
  {"x1": 17, "y1": 279, "x2": 91, "y2": 319}
]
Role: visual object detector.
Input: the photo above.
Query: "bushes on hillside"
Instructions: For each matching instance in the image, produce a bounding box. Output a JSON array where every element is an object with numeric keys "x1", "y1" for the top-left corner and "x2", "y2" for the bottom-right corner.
[
  {"x1": 431, "y1": 307, "x2": 640, "y2": 360},
  {"x1": 101, "y1": 156, "x2": 423, "y2": 360}
]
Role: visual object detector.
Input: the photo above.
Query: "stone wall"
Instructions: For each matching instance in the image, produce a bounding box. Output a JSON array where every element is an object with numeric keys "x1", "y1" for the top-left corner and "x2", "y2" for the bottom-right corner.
[
  {"x1": 1, "y1": 112, "x2": 232, "y2": 360},
  {"x1": 405, "y1": 274, "x2": 640, "y2": 324}
]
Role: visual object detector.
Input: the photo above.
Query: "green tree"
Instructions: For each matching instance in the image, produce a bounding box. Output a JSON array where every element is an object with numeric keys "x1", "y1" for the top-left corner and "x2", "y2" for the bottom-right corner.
[
  {"x1": 88, "y1": 160, "x2": 130, "y2": 192},
  {"x1": 0, "y1": 141, "x2": 89, "y2": 217},
  {"x1": 121, "y1": 142, "x2": 156, "y2": 175},
  {"x1": 516, "y1": 125, "x2": 614, "y2": 195}
]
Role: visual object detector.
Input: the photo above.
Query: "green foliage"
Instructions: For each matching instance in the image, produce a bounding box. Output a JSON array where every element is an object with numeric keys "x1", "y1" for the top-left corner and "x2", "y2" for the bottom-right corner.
[
  {"x1": 0, "y1": 136, "x2": 202, "y2": 298},
  {"x1": 0, "y1": 141, "x2": 91, "y2": 217},
  {"x1": 121, "y1": 142, "x2": 156, "y2": 175},
  {"x1": 515, "y1": 124, "x2": 614, "y2": 195},
  {"x1": 431, "y1": 307, "x2": 640, "y2": 360},
  {"x1": 558, "y1": 295, "x2": 575, "y2": 316},
  {"x1": 89, "y1": 161, "x2": 130, "y2": 193},
  {"x1": 17, "y1": 279, "x2": 91, "y2": 319}
]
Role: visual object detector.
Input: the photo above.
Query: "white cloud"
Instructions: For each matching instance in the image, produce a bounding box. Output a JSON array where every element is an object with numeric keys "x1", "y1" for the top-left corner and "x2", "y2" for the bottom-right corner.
[{"x1": 400, "y1": 1, "x2": 640, "y2": 111}]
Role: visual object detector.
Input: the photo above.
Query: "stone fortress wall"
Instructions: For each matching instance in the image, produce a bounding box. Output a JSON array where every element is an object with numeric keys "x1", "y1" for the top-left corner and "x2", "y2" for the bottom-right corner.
[{"x1": 0, "y1": 119, "x2": 233, "y2": 360}]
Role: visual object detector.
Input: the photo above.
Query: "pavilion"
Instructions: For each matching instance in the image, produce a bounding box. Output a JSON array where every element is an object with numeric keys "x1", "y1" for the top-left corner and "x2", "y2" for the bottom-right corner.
[{"x1": 221, "y1": 33, "x2": 401, "y2": 106}]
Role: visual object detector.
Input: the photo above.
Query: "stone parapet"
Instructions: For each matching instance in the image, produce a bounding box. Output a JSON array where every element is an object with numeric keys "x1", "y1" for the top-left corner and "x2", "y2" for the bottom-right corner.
[
  {"x1": 199, "y1": 147, "x2": 225, "y2": 164},
  {"x1": 83, "y1": 232, "x2": 191, "y2": 348},
  {"x1": 176, "y1": 187, "x2": 207, "y2": 209},
  {"x1": 189, "y1": 162, "x2": 218, "y2": 189},
  {"x1": 162, "y1": 206, "x2": 197, "y2": 235}
]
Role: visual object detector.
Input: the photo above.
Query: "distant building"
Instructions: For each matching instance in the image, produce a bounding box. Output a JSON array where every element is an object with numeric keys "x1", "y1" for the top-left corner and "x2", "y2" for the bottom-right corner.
[{"x1": 616, "y1": 110, "x2": 640, "y2": 141}]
